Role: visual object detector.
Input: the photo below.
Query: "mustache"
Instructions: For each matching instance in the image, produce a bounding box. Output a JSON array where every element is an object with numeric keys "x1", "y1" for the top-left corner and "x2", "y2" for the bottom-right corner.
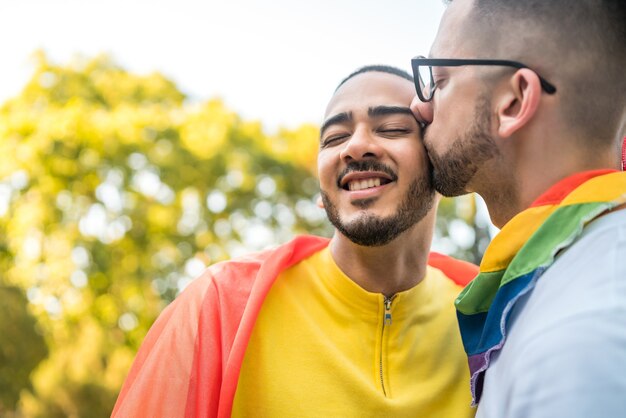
[{"x1": 336, "y1": 161, "x2": 398, "y2": 188}]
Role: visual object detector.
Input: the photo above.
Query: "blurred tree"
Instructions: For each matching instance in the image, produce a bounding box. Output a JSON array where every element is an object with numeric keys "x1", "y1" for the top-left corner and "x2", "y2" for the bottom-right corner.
[
  {"x1": 0, "y1": 285, "x2": 48, "y2": 414},
  {"x1": 0, "y1": 52, "x2": 491, "y2": 417}
]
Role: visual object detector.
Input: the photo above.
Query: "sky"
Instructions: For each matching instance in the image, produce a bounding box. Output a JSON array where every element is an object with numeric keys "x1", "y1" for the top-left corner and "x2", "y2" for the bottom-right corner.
[{"x1": 0, "y1": 0, "x2": 445, "y2": 131}]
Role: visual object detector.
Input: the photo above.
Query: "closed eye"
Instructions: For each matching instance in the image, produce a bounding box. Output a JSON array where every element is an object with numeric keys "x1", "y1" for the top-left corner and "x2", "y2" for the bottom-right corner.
[
  {"x1": 321, "y1": 134, "x2": 350, "y2": 147},
  {"x1": 378, "y1": 128, "x2": 412, "y2": 137},
  {"x1": 431, "y1": 73, "x2": 446, "y2": 89},
  {"x1": 431, "y1": 70, "x2": 446, "y2": 89},
  {"x1": 381, "y1": 129, "x2": 410, "y2": 134}
]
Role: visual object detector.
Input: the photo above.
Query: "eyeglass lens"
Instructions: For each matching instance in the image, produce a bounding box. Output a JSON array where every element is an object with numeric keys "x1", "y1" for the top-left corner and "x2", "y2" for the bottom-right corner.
[{"x1": 417, "y1": 65, "x2": 433, "y2": 100}]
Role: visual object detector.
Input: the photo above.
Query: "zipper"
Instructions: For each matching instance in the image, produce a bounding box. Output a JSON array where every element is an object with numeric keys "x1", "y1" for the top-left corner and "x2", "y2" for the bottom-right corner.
[
  {"x1": 379, "y1": 295, "x2": 394, "y2": 397},
  {"x1": 384, "y1": 297, "x2": 393, "y2": 325}
]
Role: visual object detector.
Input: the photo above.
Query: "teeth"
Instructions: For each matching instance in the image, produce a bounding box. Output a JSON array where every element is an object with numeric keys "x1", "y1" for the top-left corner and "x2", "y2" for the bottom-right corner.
[{"x1": 348, "y1": 178, "x2": 382, "y2": 191}]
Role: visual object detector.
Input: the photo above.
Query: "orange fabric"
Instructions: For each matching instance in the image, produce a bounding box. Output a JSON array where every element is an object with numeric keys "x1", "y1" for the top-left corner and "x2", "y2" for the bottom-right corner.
[{"x1": 111, "y1": 235, "x2": 478, "y2": 418}]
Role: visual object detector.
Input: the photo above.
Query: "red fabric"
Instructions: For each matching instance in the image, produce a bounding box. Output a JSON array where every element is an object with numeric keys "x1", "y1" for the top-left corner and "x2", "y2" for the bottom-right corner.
[
  {"x1": 112, "y1": 235, "x2": 478, "y2": 418},
  {"x1": 622, "y1": 136, "x2": 626, "y2": 171},
  {"x1": 428, "y1": 252, "x2": 478, "y2": 286},
  {"x1": 530, "y1": 169, "x2": 618, "y2": 208}
]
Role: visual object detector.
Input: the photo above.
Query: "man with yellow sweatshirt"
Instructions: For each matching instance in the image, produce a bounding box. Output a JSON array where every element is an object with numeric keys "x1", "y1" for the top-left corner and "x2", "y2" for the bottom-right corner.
[{"x1": 112, "y1": 65, "x2": 477, "y2": 418}]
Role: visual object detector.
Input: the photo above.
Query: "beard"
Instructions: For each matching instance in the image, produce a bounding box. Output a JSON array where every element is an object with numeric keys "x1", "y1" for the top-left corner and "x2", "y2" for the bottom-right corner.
[
  {"x1": 320, "y1": 162, "x2": 435, "y2": 247},
  {"x1": 425, "y1": 94, "x2": 499, "y2": 197}
]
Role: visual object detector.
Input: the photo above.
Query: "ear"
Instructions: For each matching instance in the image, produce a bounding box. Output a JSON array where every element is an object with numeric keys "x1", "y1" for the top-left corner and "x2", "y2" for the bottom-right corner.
[
  {"x1": 496, "y1": 68, "x2": 542, "y2": 138},
  {"x1": 316, "y1": 194, "x2": 324, "y2": 209}
]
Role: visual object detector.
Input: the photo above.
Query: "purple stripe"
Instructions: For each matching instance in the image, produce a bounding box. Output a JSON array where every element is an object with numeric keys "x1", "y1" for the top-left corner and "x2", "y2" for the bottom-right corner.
[
  {"x1": 468, "y1": 353, "x2": 488, "y2": 406},
  {"x1": 465, "y1": 268, "x2": 546, "y2": 404},
  {"x1": 468, "y1": 353, "x2": 488, "y2": 373}
]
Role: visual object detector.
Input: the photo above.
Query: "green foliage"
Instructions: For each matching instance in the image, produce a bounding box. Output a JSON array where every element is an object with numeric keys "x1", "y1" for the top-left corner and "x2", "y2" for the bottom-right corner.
[
  {"x1": 0, "y1": 52, "x2": 329, "y2": 417},
  {"x1": 0, "y1": 52, "x2": 489, "y2": 416},
  {"x1": 0, "y1": 286, "x2": 48, "y2": 413}
]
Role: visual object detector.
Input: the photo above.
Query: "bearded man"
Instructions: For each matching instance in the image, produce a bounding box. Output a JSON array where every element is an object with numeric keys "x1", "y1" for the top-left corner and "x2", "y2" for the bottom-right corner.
[
  {"x1": 112, "y1": 65, "x2": 478, "y2": 418},
  {"x1": 411, "y1": 0, "x2": 626, "y2": 416}
]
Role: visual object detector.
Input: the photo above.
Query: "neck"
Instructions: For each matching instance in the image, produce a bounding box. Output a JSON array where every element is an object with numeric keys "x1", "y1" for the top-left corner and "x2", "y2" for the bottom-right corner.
[
  {"x1": 481, "y1": 131, "x2": 619, "y2": 228},
  {"x1": 329, "y1": 213, "x2": 435, "y2": 297}
]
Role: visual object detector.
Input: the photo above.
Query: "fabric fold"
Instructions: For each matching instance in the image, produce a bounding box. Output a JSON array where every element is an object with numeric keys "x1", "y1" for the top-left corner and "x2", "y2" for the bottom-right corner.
[{"x1": 456, "y1": 170, "x2": 626, "y2": 404}]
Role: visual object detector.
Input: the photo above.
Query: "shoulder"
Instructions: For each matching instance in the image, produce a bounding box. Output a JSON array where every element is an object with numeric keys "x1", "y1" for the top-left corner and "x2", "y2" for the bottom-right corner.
[
  {"x1": 177, "y1": 234, "x2": 331, "y2": 304},
  {"x1": 485, "y1": 307, "x2": 626, "y2": 418},
  {"x1": 526, "y1": 209, "x2": 626, "y2": 322},
  {"x1": 492, "y1": 208, "x2": 626, "y2": 352},
  {"x1": 579, "y1": 206, "x2": 626, "y2": 243},
  {"x1": 571, "y1": 207, "x2": 626, "y2": 261},
  {"x1": 501, "y1": 210, "x2": 626, "y2": 344},
  {"x1": 427, "y1": 252, "x2": 479, "y2": 287}
]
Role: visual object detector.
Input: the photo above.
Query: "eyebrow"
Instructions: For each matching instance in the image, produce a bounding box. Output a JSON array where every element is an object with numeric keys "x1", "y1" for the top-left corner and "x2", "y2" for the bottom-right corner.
[
  {"x1": 367, "y1": 106, "x2": 413, "y2": 118},
  {"x1": 320, "y1": 112, "x2": 352, "y2": 138}
]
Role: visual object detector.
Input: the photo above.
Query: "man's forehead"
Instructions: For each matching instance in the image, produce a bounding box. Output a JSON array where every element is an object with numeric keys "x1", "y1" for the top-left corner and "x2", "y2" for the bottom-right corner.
[
  {"x1": 324, "y1": 72, "x2": 414, "y2": 118},
  {"x1": 431, "y1": 0, "x2": 476, "y2": 57}
]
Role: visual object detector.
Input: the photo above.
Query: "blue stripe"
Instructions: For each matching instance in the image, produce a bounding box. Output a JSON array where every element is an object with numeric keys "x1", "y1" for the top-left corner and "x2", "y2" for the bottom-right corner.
[{"x1": 458, "y1": 270, "x2": 537, "y2": 356}]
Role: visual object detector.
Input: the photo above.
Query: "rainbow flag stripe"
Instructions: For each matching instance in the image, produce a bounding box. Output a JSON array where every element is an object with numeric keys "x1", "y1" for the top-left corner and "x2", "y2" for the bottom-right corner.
[{"x1": 455, "y1": 170, "x2": 626, "y2": 404}]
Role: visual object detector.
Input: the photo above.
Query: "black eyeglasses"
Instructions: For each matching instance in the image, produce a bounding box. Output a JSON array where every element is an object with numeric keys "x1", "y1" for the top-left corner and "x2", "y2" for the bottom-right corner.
[{"x1": 411, "y1": 56, "x2": 557, "y2": 102}]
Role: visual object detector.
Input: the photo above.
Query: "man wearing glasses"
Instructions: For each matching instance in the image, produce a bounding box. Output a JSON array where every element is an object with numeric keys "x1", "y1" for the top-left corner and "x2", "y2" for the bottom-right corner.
[{"x1": 411, "y1": 0, "x2": 626, "y2": 417}]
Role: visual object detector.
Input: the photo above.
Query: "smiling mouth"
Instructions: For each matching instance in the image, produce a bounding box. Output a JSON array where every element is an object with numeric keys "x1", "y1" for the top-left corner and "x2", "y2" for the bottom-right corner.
[
  {"x1": 346, "y1": 177, "x2": 392, "y2": 191},
  {"x1": 337, "y1": 162, "x2": 398, "y2": 192}
]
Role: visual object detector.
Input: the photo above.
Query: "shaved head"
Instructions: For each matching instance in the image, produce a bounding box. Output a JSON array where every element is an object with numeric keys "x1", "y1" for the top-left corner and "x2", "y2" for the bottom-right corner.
[
  {"x1": 334, "y1": 65, "x2": 413, "y2": 92},
  {"x1": 446, "y1": 0, "x2": 626, "y2": 148}
]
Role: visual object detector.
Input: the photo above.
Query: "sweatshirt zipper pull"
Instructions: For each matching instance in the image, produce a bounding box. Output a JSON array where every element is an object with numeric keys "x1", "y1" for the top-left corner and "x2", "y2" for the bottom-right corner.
[{"x1": 384, "y1": 297, "x2": 393, "y2": 325}]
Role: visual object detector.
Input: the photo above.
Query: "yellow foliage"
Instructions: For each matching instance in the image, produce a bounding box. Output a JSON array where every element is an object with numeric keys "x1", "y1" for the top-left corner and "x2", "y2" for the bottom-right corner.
[
  {"x1": 103, "y1": 346, "x2": 136, "y2": 391},
  {"x1": 20, "y1": 319, "x2": 119, "y2": 418},
  {"x1": 180, "y1": 99, "x2": 236, "y2": 159},
  {"x1": 93, "y1": 294, "x2": 119, "y2": 326},
  {"x1": 266, "y1": 123, "x2": 320, "y2": 174},
  {"x1": 120, "y1": 253, "x2": 139, "y2": 274},
  {"x1": 147, "y1": 205, "x2": 177, "y2": 230}
]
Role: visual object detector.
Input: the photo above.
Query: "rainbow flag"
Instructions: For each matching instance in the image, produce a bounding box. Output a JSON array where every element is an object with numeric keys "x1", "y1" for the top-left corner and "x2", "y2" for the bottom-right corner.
[{"x1": 455, "y1": 170, "x2": 626, "y2": 404}]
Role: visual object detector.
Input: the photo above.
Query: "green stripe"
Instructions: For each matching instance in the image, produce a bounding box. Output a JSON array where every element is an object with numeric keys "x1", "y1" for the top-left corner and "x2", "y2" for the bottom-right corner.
[
  {"x1": 501, "y1": 202, "x2": 611, "y2": 285},
  {"x1": 456, "y1": 270, "x2": 504, "y2": 314},
  {"x1": 456, "y1": 201, "x2": 613, "y2": 315}
]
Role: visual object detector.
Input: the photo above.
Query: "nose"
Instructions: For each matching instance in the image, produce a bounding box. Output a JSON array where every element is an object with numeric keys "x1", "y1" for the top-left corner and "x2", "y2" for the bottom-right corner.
[
  {"x1": 339, "y1": 127, "x2": 381, "y2": 162},
  {"x1": 410, "y1": 96, "x2": 433, "y2": 125}
]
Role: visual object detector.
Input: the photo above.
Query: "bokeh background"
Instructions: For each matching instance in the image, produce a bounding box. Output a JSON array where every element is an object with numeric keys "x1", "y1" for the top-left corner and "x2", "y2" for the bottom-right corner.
[{"x1": 0, "y1": 1, "x2": 496, "y2": 416}]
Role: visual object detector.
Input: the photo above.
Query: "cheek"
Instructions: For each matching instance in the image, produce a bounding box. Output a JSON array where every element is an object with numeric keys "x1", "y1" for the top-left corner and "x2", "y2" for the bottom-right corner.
[
  {"x1": 316, "y1": 151, "x2": 337, "y2": 188},
  {"x1": 393, "y1": 144, "x2": 430, "y2": 178},
  {"x1": 433, "y1": 81, "x2": 481, "y2": 134},
  {"x1": 429, "y1": 103, "x2": 469, "y2": 147},
  {"x1": 406, "y1": 147, "x2": 427, "y2": 170},
  {"x1": 409, "y1": 153, "x2": 431, "y2": 178},
  {"x1": 417, "y1": 147, "x2": 430, "y2": 167}
]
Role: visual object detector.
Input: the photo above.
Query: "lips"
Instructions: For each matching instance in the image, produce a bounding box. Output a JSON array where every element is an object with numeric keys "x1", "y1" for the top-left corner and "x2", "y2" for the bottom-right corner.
[
  {"x1": 339, "y1": 171, "x2": 396, "y2": 192},
  {"x1": 336, "y1": 161, "x2": 398, "y2": 194}
]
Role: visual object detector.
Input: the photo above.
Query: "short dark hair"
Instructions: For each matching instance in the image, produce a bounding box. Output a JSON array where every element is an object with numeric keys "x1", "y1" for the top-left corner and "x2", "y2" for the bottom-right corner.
[
  {"x1": 451, "y1": 0, "x2": 626, "y2": 147},
  {"x1": 335, "y1": 65, "x2": 413, "y2": 92}
]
